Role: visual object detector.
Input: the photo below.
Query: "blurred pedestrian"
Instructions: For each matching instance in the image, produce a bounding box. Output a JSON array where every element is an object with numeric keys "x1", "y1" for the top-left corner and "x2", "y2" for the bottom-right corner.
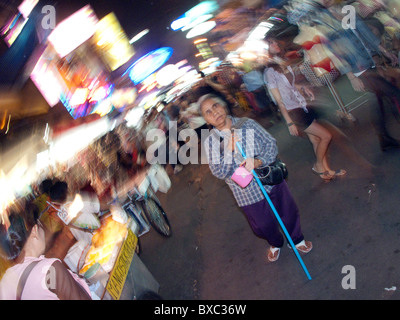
[
  {"x1": 241, "y1": 61, "x2": 275, "y2": 115},
  {"x1": 0, "y1": 202, "x2": 91, "y2": 300},
  {"x1": 265, "y1": 37, "x2": 346, "y2": 180},
  {"x1": 288, "y1": 0, "x2": 400, "y2": 151},
  {"x1": 39, "y1": 180, "x2": 76, "y2": 260}
]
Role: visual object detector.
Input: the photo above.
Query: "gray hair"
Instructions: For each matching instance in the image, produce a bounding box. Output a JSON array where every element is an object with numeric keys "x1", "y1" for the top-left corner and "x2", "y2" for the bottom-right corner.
[{"x1": 197, "y1": 93, "x2": 227, "y2": 116}]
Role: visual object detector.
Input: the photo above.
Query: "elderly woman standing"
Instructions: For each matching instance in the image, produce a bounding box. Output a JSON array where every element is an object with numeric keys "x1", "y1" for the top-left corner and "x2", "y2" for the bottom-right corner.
[
  {"x1": 198, "y1": 93, "x2": 312, "y2": 262},
  {"x1": 0, "y1": 202, "x2": 91, "y2": 300}
]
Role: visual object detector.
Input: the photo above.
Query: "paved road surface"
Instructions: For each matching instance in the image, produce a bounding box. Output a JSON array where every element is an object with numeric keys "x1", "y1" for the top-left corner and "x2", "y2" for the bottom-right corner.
[{"x1": 139, "y1": 76, "x2": 400, "y2": 300}]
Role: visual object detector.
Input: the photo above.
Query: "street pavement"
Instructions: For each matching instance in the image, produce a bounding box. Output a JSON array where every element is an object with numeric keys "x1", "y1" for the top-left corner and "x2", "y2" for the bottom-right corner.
[{"x1": 138, "y1": 75, "x2": 400, "y2": 300}]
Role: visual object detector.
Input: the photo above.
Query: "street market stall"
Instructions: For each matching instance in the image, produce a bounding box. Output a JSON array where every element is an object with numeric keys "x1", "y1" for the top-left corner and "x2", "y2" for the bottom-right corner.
[
  {"x1": 41, "y1": 120, "x2": 168, "y2": 299},
  {"x1": 0, "y1": 113, "x2": 169, "y2": 299}
]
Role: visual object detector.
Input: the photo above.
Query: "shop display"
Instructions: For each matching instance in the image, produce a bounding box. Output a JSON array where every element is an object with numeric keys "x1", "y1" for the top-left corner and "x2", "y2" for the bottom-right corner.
[{"x1": 79, "y1": 215, "x2": 128, "y2": 275}]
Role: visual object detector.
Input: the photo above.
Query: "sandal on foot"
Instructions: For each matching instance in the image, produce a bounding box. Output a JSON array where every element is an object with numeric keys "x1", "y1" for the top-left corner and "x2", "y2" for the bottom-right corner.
[
  {"x1": 334, "y1": 169, "x2": 346, "y2": 177},
  {"x1": 312, "y1": 167, "x2": 334, "y2": 181},
  {"x1": 287, "y1": 240, "x2": 313, "y2": 254},
  {"x1": 267, "y1": 246, "x2": 281, "y2": 262}
]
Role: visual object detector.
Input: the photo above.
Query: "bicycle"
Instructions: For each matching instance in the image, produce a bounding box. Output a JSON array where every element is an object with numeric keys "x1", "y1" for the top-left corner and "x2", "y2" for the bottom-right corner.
[
  {"x1": 120, "y1": 168, "x2": 172, "y2": 239},
  {"x1": 127, "y1": 186, "x2": 171, "y2": 237}
]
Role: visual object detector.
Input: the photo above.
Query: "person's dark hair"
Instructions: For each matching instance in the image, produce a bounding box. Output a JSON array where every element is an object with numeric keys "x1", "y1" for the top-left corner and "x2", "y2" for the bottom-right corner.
[
  {"x1": 40, "y1": 179, "x2": 53, "y2": 194},
  {"x1": 49, "y1": 181, "x2": 68, "y2": 203},
  {"x1": 0, "y1": 202, "x2": 39, "y2": 261}
]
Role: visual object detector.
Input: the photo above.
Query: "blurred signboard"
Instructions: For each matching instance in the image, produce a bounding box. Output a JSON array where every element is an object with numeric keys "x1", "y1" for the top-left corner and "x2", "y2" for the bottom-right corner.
[{"x1": 93, "y1": 13, "x2": 135, "y2": 72}]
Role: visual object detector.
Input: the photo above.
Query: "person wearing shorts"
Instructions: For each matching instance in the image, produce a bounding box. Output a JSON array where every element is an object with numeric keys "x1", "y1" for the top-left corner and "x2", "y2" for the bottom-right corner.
[{"x1": 264, "y1": 37, "x2": 346, "y2": 181}]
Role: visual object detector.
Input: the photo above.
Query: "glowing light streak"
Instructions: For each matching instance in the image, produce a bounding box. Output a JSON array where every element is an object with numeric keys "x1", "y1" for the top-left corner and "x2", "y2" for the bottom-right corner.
[
  {"x1": 48, "y1": 5, "x2": 98, "y2": 58},
  {"x1": 170, "y1": 1, "x2": 218, "y2": 31},
  {"x1": 129, "y1": 29, "x2": 149, "y2": 44},
  {"x1": 126, "y1": 47, "x2": 173, "y2": 85},
  {"x1": 181, "y1": 14, "x2": 213, "y2": 31},
  {"x1": 186, "y1": 21, "x2": 216, "y2": 39},
  {"x1": 185, "y1": 1, "x2": 219, "y2": 20},
  {"x1": 18, "y1": 0, "x2": 39, "y2": 18},
  {"x1": 171, "y1": 16, "x2": 190, "y2": 31}
]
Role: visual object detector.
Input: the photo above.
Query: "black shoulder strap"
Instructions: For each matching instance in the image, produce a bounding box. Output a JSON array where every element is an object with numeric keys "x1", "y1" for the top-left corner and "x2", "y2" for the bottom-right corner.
[{"x1": 16, "y1": 260, "x2": 40, "y2": 300}]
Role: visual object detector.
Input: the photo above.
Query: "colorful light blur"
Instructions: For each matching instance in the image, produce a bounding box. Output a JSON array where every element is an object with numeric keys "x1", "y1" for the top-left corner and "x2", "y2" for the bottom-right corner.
[
  {"x1": 171, "y1": 16, "x2": 190, "y2": 31},
  {"x1": 70, "y1": 88, "x2": 90, "y2": 107},
  {"x1": 18, "y1": 0, "x2": 39, "y2": 19},
  {"x1": 111, "y1": 88, "x2": 137, "y2": 108},
  {"x1": 129, "y1": 29, "x2": 150, "y2": 44},
  {"x1": 30, "y1": 50, "x2": 64, "y2": 107},
  {"x1": 156, "y1": 64, "x2": 179, "y2": 86},
  {"x1": 247, "y1": 21, "x2": 274, "y2": 40},
  {"x1": 170, "y1": 1, "x2": 219, "y2": 31},
  {"x1": 138, "y1": 74, "x2": 158, "y2": 93},
  {"x1": 1, "y1": 13, "x2": 28, "y2": 46},
  {"x1": 127, "y1": 47, "x2": 173, "y2": 85},
  {"x1": 186, "y1": 21, "x2": 216, "y2": 39},
  {"x1": 181, "y1": 14, "x2": 213, "y2": 31},
  {"x1": 185, "y1": 1, "x2": 219, "y2": 22},
  {"x1": 91, "y1": 98, "x2": 113, "y2": 117},
  {"x1": 48, "y1": 5, "x2": 99, "y2": 58},
  {"x1": 49, "y1": 116, "x2": 111, "y2": 163},
  {"x1": 93, "y1": 12, "x2": 135, "y2": 71}
]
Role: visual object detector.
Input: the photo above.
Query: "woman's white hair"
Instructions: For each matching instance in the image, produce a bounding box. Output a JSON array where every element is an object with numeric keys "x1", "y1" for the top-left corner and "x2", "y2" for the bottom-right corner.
[{"x1": 197, "y1": 93, "x2": 227, "y2": 116}]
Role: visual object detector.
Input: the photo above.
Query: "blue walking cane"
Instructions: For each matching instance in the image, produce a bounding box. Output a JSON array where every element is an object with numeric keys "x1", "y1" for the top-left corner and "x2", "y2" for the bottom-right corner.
[{"x1": 235, "y1": 141, "x2": 312, "y2": 281}]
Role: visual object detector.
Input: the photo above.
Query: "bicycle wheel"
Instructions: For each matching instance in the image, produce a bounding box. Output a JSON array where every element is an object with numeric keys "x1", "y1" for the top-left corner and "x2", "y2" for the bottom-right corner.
[{"x1": 141, "y1": 198, "x2": 172, "y2": 237}]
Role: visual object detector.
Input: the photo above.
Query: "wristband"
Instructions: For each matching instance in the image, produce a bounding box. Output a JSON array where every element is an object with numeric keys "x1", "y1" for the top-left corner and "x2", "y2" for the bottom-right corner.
[{"x1": 287, "y1": 122, "x2": 295, "y2": 127}]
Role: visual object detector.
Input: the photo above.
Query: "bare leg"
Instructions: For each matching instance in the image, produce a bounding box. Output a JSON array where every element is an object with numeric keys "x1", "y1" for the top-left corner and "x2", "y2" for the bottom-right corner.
[
  {"x1": 304, "y1": 121, "x2": 333, "y2": 175},
  {"x1": 307, "y1": 134, "x2": 332, "y2": 173}
]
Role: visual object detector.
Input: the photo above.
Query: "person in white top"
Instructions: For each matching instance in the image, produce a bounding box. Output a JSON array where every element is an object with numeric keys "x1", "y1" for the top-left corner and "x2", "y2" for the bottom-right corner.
[
  {"x1": 0, "y1": 202, "x2": 91, "y2": 300},
  {"x1": 265, "y1": 37, "x2": 346, "y2": 181}
]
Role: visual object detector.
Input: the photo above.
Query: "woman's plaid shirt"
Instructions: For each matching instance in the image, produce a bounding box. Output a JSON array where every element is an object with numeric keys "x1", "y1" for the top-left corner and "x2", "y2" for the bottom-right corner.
[{"x1": 203, "y1": 116, "x2": 278, "y2": 207}]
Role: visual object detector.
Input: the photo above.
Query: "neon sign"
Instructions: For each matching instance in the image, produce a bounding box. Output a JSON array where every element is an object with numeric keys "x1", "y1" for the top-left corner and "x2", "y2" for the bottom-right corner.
[{"x1": 127, "y1": 47, "x2": 173, "y2": 85}]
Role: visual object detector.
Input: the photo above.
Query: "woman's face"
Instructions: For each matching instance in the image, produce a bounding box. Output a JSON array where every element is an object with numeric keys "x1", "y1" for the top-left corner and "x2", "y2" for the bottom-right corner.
[
  {"x1": 200, "y1": 98, "x2": 228, "y2": 129},
  {"x1": 268, "y1": 39, "x2": 281, "y2": 56}
]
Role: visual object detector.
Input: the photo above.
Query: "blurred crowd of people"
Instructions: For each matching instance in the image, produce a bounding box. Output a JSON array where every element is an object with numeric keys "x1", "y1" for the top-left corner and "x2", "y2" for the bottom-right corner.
[{"x1": 1, "y1": 0, "x2": 400, "y2": 299}]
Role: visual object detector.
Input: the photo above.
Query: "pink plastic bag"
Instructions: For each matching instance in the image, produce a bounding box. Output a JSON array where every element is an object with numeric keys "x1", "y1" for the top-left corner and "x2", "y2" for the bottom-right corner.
[{"x1": 231, "y1": 166, "x2": 253, "y2": 188}]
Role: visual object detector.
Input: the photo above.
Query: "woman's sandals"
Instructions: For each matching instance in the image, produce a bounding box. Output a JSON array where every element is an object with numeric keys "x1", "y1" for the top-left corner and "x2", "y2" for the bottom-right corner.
[
  {"x1": 312, "y1": 166, "x2": 346, "y2": 181},
  {"x1": 312, "y1": 167, "x2": 334, "y2": 181},
  {"x1": 267, "y1": 246, "x2": 281, "y2": 262},
  {"x1": 267, "y1": 240, "x2": 313, "y2": 262}
]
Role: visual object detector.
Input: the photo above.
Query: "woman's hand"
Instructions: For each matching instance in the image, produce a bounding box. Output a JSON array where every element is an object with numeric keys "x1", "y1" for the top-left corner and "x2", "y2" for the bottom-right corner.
[
  {"x1": 347, "y1": 74, "x2": 365, "y2": 92},
  {"x1": 240, "y1": 158, "x2": 262, "y2": 172},
  {"x1": 302, "y1": 87, "x2": 315, "y2": 101},
  {"x1": 288, "y1": 123, "x2": 299, "y2": 136}
]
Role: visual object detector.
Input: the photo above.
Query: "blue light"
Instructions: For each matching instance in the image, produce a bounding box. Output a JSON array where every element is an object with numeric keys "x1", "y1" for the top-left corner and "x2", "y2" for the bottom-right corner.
[
  {"x1": 171, "y1": 14, "x2": 188, "y2": 31},
  {"x1": 127, "y1": 47, "x2": 173, "y2": 85},
  {"x1": 170, "y1": 1, "x2": 219, "y2": 31}
]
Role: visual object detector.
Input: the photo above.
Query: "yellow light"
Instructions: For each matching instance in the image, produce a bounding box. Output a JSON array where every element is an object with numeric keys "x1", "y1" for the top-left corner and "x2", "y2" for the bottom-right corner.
[
  {"x1": 194, "y1": 38, "x2": 207, "y2": 44},
  {"x1": 93, "y1": 13, "x2": 135, "y2": 71}
]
